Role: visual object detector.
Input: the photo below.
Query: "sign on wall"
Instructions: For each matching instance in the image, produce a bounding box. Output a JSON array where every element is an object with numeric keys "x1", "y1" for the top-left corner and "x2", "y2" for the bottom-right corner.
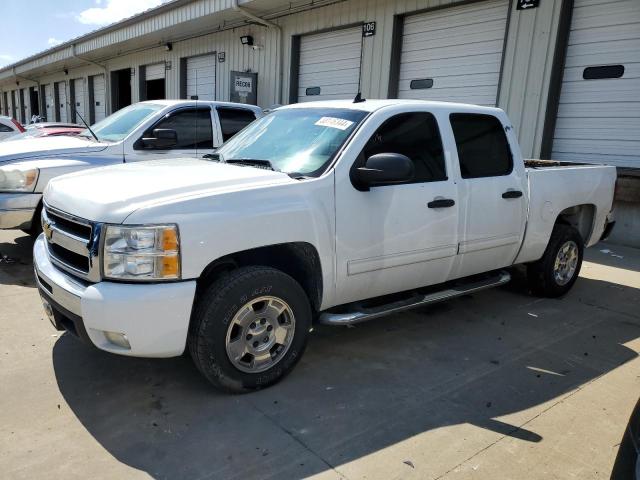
[
  {"x1": 362, "y1": 21, "x2": 376, "y2": 37},
  {"x1": 230, "y1": 71, "x2": 258, "y2": 105},
  {"x1": 517, "y1": 0, "x2": 539, "y2": 9}
]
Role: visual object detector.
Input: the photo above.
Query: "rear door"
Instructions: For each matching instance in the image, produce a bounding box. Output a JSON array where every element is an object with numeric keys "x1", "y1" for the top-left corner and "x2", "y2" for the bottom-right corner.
[
  {"x1": 448, "y1": 113, "x2": 527, "y2": 279},
  {"x1": 334, "y1": 109, "x2": 459, "y2": 305},
  {"x1": 125, "y1": 107, "x2": 215, "y2": 161}
]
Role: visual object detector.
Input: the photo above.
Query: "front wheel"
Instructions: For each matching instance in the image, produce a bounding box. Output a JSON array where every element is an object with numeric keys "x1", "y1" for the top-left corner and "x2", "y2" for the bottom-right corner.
[
  {"x1": 527, "y1": 224, "x2": 584, "y2": 298},
  {"x1": 188, "y1": 266, "x2": 311, "y2": 393}
]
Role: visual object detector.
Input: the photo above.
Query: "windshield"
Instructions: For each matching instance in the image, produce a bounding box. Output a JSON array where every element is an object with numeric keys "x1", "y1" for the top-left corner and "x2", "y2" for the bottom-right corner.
[
  {"x1": 81, "y1": 103, "x2": 164, "y2": 142},
  {"x1": 215, "y1": 108, "x2": 368, "y2": 176}
]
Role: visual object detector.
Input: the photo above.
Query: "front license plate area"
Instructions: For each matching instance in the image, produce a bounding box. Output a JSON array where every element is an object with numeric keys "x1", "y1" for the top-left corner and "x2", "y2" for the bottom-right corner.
[{"x1": 40, "y1": 294, "x2": 58, "y2": 329}]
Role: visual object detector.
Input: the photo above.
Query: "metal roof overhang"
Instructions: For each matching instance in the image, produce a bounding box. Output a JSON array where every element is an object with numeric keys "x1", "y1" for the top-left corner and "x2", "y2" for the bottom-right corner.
[{"x1": 0, "y1": 0, "x2": 340, "y2": 86}]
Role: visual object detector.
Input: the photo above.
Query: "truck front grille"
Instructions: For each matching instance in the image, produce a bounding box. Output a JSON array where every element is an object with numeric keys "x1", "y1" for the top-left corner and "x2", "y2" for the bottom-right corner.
[{"x1": 42, "y1": 205, "x2": 100, "y2": 282}]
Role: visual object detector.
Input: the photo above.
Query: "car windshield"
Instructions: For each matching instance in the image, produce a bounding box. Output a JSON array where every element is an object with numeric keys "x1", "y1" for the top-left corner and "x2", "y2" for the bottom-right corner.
[
  {"x1": 215, "y1": 108, "x2": 368, "y2": 176},
  {"x1": 80, "y1": 103, "x2": 164, "y2": 142}
]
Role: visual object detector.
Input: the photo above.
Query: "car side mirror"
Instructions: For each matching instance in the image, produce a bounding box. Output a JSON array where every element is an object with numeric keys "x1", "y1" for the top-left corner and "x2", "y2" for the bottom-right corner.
[
  {"x1": 354, "y1": 153, "x2": 414, "y2": 190},
  {"x1": 141, "y1": 128, "x2": 178, "y2": 149}
]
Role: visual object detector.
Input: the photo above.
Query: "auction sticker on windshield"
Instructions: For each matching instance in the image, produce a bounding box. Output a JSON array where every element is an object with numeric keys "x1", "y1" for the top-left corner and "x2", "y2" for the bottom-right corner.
[{"x1": 315, "y1": 117, "x2": 354, "y2": 130}]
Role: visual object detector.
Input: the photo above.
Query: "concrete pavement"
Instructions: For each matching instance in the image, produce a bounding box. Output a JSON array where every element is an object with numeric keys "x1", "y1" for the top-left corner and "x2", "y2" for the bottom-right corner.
[{"x1": 1, "y1": 229, "x2": 639, "y2": 480}]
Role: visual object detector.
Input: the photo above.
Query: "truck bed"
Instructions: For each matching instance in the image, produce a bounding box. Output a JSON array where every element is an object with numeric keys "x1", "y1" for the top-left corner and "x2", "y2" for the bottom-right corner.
[{"x1": 515, "y1": 162, "x2": 617, "y2": 265}]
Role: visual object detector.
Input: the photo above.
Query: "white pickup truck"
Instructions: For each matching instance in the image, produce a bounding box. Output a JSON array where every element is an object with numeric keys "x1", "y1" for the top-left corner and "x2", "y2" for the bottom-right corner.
[
  {"x1": 34, "y1": 99, "x2": 616, "y2": 392},
  {"x1": 0, "y1": 100, "x2": 262, "y2": 234}
]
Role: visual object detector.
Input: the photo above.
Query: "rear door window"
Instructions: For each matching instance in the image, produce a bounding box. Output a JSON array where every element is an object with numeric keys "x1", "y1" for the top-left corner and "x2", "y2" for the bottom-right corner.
[
  {"x1": 217, "y1": 108, "x2": 258, "y2": 142},
  {"x1": 450, "y1": 113, "x2": 512, "y2": 179}
]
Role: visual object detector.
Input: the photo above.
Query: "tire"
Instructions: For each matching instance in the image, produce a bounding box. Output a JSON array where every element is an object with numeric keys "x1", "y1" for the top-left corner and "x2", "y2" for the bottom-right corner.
[
  {"x1": 26, "y1": 204, "x2": 43, "y2": 238},
  {"x1": 527, "y1": 224, "x2": 584, "y2": 298},
  {"x1": 188, "y1": 266, "x2": 311, "y2": 393}
]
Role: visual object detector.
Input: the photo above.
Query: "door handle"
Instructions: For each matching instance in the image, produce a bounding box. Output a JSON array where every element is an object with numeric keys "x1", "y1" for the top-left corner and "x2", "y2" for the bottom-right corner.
[
  {"x1": 502, "y1": 190, "x2": 523, "y2": 199},
  {"x1": 428, "y1": 198, "x2": 455, "y2": 208}
]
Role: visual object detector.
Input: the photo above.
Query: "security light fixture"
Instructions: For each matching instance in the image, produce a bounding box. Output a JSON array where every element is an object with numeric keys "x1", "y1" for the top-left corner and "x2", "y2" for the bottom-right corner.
[
  {"x1": 240, "y1": 35, "x2": 254, "y2": 46},
  {"x1": 165, "y1": 43, "x2": 173, "y2": 51},
  {"x1": 64, "y1": 68, "x2": 69, "y2": 75}
]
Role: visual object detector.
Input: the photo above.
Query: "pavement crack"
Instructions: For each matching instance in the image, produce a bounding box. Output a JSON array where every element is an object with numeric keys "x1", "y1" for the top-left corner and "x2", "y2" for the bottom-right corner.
[{"x1": 247, "y1": 398, "x2": 349, "y2": 480}]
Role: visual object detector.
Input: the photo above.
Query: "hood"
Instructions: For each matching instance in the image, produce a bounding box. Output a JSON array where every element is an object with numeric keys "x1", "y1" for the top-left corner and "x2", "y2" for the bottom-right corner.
[
  {"x1": 45, "y1": 158, "x2": 295, "y2": 223},
  {"x1": 0, "y1": 135, "x2": 108, "y2": 163}
]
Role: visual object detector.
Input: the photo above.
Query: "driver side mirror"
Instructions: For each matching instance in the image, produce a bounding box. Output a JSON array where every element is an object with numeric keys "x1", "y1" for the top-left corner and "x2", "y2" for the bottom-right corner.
[
  {"x1": 353, "y1": 153, "x2": 414, "y2": 191},
  {"x1": 141, "y1": 128, "x2": 178, "y2": 149}
]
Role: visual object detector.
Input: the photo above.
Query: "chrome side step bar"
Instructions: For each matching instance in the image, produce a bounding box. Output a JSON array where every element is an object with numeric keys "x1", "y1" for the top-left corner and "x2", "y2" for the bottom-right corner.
[{"x1": 319, "y1": 270, "x2": 511, "y2": 326}]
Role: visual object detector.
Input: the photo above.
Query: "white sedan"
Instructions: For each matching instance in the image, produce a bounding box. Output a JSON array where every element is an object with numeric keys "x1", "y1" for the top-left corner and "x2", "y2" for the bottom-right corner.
[{"x1": 0, "y1": 116, "x2": 25, "y2": 141}]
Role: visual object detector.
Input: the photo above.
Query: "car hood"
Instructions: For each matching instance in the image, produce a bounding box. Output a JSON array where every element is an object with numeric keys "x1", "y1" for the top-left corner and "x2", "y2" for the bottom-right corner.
[
  {"x1": 0, "y1": 135, "x2": 108, "y2": 163},
  {"x1": 44, "y1": 158, "x2": 295, "y2": 223}
]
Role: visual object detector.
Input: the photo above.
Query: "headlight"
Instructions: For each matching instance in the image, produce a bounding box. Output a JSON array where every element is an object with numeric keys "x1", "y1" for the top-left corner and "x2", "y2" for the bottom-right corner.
[
  {"x1": 0, "y1": 166, "x2": 39, "y2": 192},
  {"x1": 103, "y1": 224, "x2": 180, "y2": 281}
]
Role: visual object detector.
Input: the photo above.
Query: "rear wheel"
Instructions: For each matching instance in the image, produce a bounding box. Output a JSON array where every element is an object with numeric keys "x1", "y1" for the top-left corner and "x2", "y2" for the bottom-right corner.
[
  {"x1": 188, "y1": 266, "x2": 311, "y2": 393},
  {"x1": 527, "y1": 224, "x2": 584, "y2": 298}
]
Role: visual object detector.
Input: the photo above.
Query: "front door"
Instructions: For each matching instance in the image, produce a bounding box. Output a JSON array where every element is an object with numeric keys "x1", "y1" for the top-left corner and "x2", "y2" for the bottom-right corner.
[
  {"x1": 334, "y1": 110, "x2": 459, "y2": 305},
  {"x1": 125, "y1": 107, "x2": 215, "y2": 161},
  {"x1": 448, "y1": 113, "x2": 527, "y2": 279}
]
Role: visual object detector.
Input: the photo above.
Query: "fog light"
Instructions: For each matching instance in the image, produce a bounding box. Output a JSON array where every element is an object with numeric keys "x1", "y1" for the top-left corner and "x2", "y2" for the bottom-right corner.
[{"x1": 104, "y1": 331, "x2": 131, "y2": 349}]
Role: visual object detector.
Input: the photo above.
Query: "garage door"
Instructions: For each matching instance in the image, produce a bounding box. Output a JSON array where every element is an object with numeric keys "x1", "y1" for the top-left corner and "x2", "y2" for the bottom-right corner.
[
  {"x1": 297, "y1": 26, "x2": 362, "y2": 102},
  {"x1": 57, "y1": 82, "x2": 68, "y2": 123},
  {"x1": 146, "y1": 63, "x2": 165, "y2": 81},
  {"x1": 72, "y1": 78, "x2": 86, "y2": 123},
  {"x1": 91, "y1": 75, "x2": 106, "y2": 123},
  {"x1": 22, "y1": 88, "x2": 30, "y2": 123},
  {"x1": 44, "y1": 84, "x2": 54, "y2": 122},
  {"x1": 398, "y1": 0, "x2": 509, "y2": 106},
  {"x1": 8, "y1": 91, "x2": 15, "y2": 119},
  {"x1": 551, "y1": 0, "x2": 640, "y2": 167},
  {"x1": 186, "y1": 54, "x2": 216, "y2": 101}
]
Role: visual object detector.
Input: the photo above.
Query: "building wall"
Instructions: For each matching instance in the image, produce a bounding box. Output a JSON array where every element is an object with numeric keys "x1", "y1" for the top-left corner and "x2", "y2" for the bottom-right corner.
[{"x1": 0, "y1": 0, "x2": 564, "y2": 159}]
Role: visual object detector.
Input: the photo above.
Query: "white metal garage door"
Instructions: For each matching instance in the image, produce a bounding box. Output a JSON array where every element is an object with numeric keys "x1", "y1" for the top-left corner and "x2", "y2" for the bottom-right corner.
[
  {"x1": 186, "y1": 54, "x2": 216, "y2": 101},
  {"x1": 91, "y1": 74, "x2": 106, "y2": 123},
  {"x1": 398, "y1": 0, "x2": 509, "y2": 106},
  {"x1": 146, "y1": 63, "x2": 165, "y2": 81},
  {"x1": 552, "y1": 0, "x2": 640, "y2": 167},
  {"x1": 73, "y1": 78, "x2": 86, "y2": 122},
  {"x1": 44, "y1": 84, "x2": 54, "y2": 122},
  {"x1": 57, "y1": 82, "x2": 68, "y2": 123},
  {"x1": 8, "y1": 91, "x2": 14, "y2": 118},
  {"x1": 298, "y1": 26, "x2": 362, "y2": 102},
  {"x1": 22, "y1": 88, "x2": 30, "y2": 123}
]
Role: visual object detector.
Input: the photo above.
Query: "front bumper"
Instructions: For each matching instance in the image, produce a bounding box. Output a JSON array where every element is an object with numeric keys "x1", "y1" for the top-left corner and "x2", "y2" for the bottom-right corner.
[
  {"x1": 0, "y1": 193, "x2": 41, "y2": 229},
  {"x1": 33, "y1": 235, "x2": 197, "y2": 358}
]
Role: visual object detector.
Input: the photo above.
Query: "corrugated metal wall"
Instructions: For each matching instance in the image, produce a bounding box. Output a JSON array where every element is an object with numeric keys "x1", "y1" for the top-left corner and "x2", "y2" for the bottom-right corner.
[{"x1": 0, "y1": 0, "x2": 564, "y2": 157}]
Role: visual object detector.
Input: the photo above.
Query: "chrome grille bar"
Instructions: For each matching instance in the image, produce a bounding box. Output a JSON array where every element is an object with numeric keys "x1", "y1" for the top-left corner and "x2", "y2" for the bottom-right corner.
[{"x1": 42, "y1": 204, "x2": 101, "y2": 282}]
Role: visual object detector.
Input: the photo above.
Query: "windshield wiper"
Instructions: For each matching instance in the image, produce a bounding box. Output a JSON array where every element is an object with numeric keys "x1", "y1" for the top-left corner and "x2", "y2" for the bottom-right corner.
[
  {"x1": 225, "y1": 159, "x2": 279, "y2": 172},
  {"x1": 203, "y1": 152, "x2": 222, "y2": 161}
]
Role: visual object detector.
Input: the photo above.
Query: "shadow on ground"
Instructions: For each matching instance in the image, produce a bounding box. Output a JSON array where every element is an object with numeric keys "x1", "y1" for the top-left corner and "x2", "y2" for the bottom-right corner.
[
  {"x1": 0, "y1": 234, "x2": 36, "y2": 288},
  {"x1": 52, "y1": 275, "x2": 640, "y2": 480}
]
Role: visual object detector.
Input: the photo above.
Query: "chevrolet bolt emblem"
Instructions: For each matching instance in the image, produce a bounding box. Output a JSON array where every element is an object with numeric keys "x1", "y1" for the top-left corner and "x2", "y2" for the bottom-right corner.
[{"x1": 43, "y1": 220, "x2": 53, "y2": 241}]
